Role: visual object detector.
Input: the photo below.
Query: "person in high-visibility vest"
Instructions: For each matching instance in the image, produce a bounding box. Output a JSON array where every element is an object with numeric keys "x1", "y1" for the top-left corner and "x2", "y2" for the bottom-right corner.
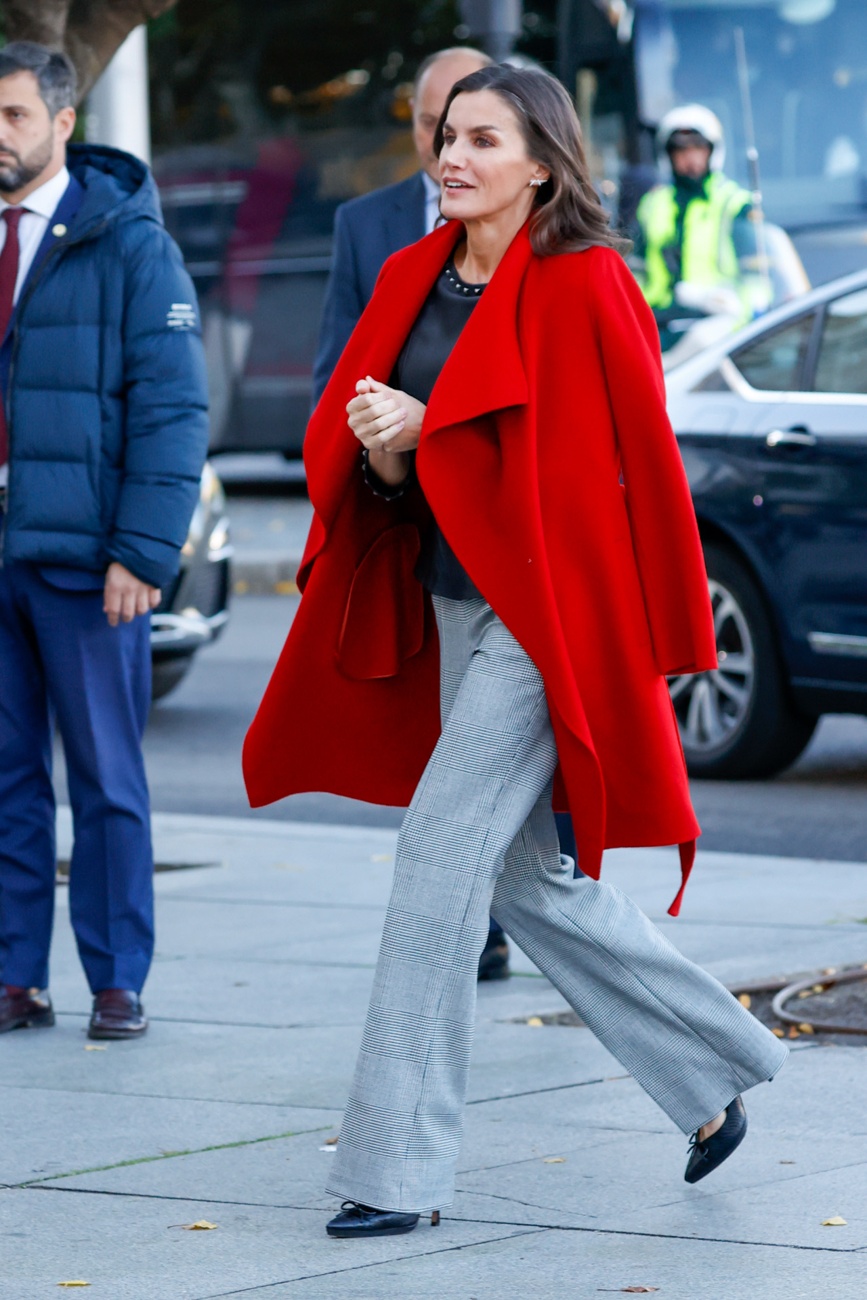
[{"x1": 632, "y1": 105, "x2": 770, "y2": 352}]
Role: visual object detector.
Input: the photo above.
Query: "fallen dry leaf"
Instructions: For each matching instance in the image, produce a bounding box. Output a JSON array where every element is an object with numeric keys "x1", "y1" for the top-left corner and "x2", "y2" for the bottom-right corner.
[
  {"x1": 543, "y1": 1157, "x2": 565, "y2": 1164},
  {"x1": 324, "y1": 1136, "x2": 339, "y2": 1145},
  {"x1": 771, "y1": 1027, "x2": 785, "y2": 1038},
  {"x1": 822, "y1": 1217, "x2": 847, "y2": 1227},
  {"x1": 84, "y1": 1045, "x2": 107, "y2": 1052},
  {"x1": 798, "y1": 1023, "x2": 815, "y2": 1034},
  {"x1": 182, "y1": 1220, "x2": 218, "y2": 1231},
  {"x1": 597, "y1": 1289, "x2": 660, "y2": 1294},
  {"x1": 526, "y1": 1016, "x2": 544, "y2": 1027},
  {"x1": 787, "y1": 1026, "x2": 801, "y2": 1039},
  {"x1": 737, "y1": 993, "x2": 751, "y2": 1008}
]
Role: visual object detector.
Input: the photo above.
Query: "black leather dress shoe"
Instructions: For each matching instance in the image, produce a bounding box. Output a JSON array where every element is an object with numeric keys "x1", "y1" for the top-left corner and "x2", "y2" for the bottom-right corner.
[
  {"x1": 685, "y1": 1096, "x2": 747, "y2": 1184},
  {"x1": 88, "y1": 989, "x2": 148, "y2": 1040},
  {"x1": 478, "y1": 931, "x2": 510, "y2": 982},
  {"x1": 0, "y1": 986, "x2": 55, "y2": 1033},
  {"x1": 326, "y1": 1201, "x2": 421, "y2": 1238}
]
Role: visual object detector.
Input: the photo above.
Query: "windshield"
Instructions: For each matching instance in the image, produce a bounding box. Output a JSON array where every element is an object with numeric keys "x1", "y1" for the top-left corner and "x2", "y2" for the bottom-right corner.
[{"x1": 633, "y1": 0, "x2": 867, "y2": 228}]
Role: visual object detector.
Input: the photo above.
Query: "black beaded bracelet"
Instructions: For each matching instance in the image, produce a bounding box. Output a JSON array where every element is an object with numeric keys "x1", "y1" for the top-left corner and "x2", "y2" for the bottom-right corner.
[{"x1": 361, "y1": 447, "x2": 413, "y2": 500}]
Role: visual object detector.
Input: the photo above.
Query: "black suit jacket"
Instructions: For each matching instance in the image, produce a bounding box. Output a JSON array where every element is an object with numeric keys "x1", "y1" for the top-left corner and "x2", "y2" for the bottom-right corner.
[{"x1": 312, "y1": 172, "x2": 427, "y2": 403}]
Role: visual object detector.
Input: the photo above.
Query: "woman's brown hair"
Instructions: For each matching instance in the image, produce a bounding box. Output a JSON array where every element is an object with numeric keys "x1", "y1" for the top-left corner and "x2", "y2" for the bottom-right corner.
[{"x1": 433, "y1": 63, "x2": 629, "y2": 257}]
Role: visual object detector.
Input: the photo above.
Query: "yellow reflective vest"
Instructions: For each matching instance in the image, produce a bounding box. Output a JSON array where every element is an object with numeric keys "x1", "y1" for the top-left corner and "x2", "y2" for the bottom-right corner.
[{"x1": 636, "y1": 172, "x2": 753, "y2": 312}]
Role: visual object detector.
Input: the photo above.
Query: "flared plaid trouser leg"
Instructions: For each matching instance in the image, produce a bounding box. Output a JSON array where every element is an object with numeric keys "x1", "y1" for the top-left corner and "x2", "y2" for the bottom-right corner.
[{"x1": 327, "y1": 597, "x2": 787, "y2": 1213}]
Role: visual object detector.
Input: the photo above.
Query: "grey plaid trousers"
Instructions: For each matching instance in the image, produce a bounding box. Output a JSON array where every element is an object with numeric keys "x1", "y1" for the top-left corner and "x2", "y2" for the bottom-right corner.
[{"x1": 327, "y1": 597, "x2": 788, "y2": 1213}]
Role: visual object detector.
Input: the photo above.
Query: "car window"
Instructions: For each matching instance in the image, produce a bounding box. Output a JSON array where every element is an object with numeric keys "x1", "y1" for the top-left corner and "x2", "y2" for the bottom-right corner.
[
  {"x1": 731, "y1": 315, "x2": 814, "y2": 392},
  {"x1": 814, "y1": 289, "x2": 867, "y2": 395}
]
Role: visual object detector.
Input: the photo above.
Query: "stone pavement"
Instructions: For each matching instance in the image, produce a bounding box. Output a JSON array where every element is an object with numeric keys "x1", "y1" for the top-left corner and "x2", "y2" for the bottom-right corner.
[{"x1": 2, "y1": 812, "x2": 867, "y2": 1298}]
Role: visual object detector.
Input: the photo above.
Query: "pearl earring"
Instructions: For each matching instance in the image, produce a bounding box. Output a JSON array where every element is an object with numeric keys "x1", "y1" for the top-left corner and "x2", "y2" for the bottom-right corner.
[{"x1": 529, "y1": 177, "x2": 544, "y2": 188}]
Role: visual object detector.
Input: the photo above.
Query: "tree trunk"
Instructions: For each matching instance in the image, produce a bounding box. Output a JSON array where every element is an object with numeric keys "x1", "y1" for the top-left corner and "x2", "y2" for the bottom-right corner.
[
  {"x1": 3, "y1": 0, "x2": 180, "y2": 101},
  {"x1": 2, "y1": 0, "x2": 70, "y2": 48}
]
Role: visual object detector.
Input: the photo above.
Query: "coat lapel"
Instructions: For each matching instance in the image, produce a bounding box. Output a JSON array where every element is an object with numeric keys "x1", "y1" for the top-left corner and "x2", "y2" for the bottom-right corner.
[
  {"x1": 3, "y1": 176, "x2": 84, "y2": 348},
  {"x1": 304, "y1": 219, "x2": 532, "y2": 533},
  {"x1": 304, "y1": 220, "x2": 461, "y2": 526},
  {"x1": 422, "y1": 223, "x2": 532, "y2": 437}
]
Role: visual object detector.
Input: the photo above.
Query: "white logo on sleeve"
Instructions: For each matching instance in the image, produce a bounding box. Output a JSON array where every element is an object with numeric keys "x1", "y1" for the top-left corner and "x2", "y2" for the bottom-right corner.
[{"x1": 167, "y1": 302, "x2": 197, "y2": 330}]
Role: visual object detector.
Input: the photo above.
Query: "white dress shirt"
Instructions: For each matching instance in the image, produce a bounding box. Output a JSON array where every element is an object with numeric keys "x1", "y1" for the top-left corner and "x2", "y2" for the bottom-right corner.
[
  {"x1": 0, "y1": 164, "x2": 70, "y2": 304},
  {"x1": 422, "y1": 170, "x2": 442, "y2": 236},
  {"x1": 0, "y1": 165, "x2": 69, "y2": 480}
]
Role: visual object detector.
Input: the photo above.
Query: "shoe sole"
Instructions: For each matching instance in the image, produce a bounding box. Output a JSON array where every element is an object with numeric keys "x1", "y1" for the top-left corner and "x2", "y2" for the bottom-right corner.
[
  {"x1": 326, "y1": 1222, "x2": 419, "y2": 1239},
  {"x1": 477, "y1": 959, "x2": 510, "y2": 981},
  {"x1": 0, "y1": 1011, "x2": 55, "y2": 1033},
  {"x1": 87, "y1": 1024, "x2": 148, "y2": 1040}
]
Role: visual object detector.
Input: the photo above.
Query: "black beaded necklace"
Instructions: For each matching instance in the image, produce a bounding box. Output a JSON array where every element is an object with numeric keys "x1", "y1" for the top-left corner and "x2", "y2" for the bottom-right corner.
[{"x1": 443, "y1": 259, "x2": 485, "y2": 297}]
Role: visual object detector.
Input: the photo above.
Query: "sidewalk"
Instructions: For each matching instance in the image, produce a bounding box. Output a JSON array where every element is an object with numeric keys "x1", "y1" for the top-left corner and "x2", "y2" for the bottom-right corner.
[{"x1": 2, "y1": 813, "x2": 867, "y2": 1298}]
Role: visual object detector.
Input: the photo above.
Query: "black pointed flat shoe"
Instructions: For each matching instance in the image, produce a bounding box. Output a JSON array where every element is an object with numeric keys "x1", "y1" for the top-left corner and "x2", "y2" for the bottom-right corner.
[
  {"x1": 685, "y1": 1095, "x2": 747, "y2": 1184},
  {"x1": 326, "y1": 1201, "x2": 423, "y2": 1238}
]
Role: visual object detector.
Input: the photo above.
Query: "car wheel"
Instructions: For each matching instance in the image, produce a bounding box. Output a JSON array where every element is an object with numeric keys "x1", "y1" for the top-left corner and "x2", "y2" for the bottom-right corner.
[
  {"x1": 668, "y1": 544, "x2": 817, "y2": 779},
  {"x1": 151, "y1": 655, "x2": 194, "y2": 703}
]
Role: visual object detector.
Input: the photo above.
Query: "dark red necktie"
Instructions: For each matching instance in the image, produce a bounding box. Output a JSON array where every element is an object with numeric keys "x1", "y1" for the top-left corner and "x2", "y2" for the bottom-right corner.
[{"x1": 0, "y1": 206, "x2": 25, "y2": 468}]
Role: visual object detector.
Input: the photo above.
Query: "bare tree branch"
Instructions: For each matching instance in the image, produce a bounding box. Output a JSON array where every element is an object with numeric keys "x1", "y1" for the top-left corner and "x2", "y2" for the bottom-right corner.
[
  {"x1": 4, "y1": 0, "x2": 180, "y2": 101},
  {"x1": 67, "y1": 0, "x2": 179, "y2": 98},
  {"x1": 2, "y1": 0, "x2": 70, "y2": 48}
]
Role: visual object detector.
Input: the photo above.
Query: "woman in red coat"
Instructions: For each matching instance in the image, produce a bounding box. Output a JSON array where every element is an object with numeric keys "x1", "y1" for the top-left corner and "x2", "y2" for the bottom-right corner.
[{"x1": 244, "y1": 65, "x2": 787, "y2": 1238}]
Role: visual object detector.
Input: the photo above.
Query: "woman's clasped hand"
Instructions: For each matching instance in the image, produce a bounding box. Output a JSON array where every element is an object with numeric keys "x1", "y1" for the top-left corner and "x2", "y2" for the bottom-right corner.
[{"x1": 346, "y1": 375, "x2": 425, "y2": 453}]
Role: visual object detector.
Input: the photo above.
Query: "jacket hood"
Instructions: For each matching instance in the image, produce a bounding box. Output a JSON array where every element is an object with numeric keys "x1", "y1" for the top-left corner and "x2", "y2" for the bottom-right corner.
[{"x1": 65, "y1": 142, "x2": 163, "y2": 235}]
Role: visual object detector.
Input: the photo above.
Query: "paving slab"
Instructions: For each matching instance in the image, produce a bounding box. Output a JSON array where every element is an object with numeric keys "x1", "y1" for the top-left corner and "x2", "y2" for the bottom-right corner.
[
  {"x1": 2, "y1": 1090, "x2": 336, "y2": 1189},
  {"x1": 6, "y1": 809, "x2": 867, "y2": 1296},
  {"x1": 270, "y1": 1226, "x2": 867, "y2": 1300},
  {"x1": 0, "y1": 1186, "x2": 530, "y2": 1300},
  {"x1": 38, "y1": 1075, "x2": 643, "y2": 1211},
  {"x1": 0, "y1": 1016, "x2": 354, "y2": 1109}
]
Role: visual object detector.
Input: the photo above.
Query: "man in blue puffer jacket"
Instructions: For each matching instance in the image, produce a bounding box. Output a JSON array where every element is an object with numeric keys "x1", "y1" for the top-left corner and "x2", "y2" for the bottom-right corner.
[{"x1": 0, "y1": 43, "x2": 209, "y2": 1040}]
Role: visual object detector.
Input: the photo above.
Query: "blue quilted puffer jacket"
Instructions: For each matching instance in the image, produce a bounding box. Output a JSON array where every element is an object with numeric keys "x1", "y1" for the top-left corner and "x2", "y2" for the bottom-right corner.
[{"x1": 2, "y1": 143, "x2": 209, "y2": 589}]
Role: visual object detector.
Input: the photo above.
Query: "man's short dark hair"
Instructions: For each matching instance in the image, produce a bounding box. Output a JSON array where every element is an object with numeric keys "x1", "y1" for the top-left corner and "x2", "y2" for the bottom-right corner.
[{"x1": 0, "y1": 41, "x2": 77, "y2": 117}]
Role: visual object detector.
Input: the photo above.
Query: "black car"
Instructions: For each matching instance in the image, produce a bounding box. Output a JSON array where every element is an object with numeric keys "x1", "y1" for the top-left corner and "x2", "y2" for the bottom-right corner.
[
  {"x1": 150, "y1": 461, "x2": 232, "y2": 700},
  {"x1": 666, "y1": 271, "x2": 867, "y2": 779}
]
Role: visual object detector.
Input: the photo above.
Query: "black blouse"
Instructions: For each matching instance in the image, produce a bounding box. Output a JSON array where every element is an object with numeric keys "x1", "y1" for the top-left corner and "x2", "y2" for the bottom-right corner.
[{"x1": 363, "y1": 258, "x2": 484, "y2": 600}]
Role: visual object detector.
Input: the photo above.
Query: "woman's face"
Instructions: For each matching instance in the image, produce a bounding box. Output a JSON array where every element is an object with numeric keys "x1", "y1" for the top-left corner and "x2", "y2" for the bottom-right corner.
[{"x1": 438, "y1": 89, "x2": 548, "y2": 226}]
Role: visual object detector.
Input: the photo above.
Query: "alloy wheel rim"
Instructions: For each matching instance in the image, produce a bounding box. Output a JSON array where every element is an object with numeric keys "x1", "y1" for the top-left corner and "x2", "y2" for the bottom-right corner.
[{"x1": 669, "y1": 579, "x2": 756, "y2": 757}]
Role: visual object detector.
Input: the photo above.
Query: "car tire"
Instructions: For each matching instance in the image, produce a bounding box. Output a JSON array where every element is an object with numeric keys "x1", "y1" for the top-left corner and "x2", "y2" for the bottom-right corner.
[
  {"x1": 668, "y1": 544, "x2": 817, "y2": 779},
  {"x1": 151, "y1": 655, "x2": 194, "y2": 703}
]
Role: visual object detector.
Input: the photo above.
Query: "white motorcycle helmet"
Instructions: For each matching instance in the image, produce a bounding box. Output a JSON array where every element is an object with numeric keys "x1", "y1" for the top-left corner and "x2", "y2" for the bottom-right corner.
[{"x1": 657, "y1": 105, "x2": 725, "y2": 171}]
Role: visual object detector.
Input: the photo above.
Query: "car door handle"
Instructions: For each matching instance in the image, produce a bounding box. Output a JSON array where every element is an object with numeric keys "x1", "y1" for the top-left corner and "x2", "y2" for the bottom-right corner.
[{"x1": 765, "y1": 427, "x2": 817, "y2": 449}]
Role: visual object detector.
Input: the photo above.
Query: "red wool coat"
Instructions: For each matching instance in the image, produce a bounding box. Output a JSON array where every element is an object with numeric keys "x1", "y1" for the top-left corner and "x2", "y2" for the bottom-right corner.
[{"x1": 243, "y1": 221, "x2": 717, "y2": 915}]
